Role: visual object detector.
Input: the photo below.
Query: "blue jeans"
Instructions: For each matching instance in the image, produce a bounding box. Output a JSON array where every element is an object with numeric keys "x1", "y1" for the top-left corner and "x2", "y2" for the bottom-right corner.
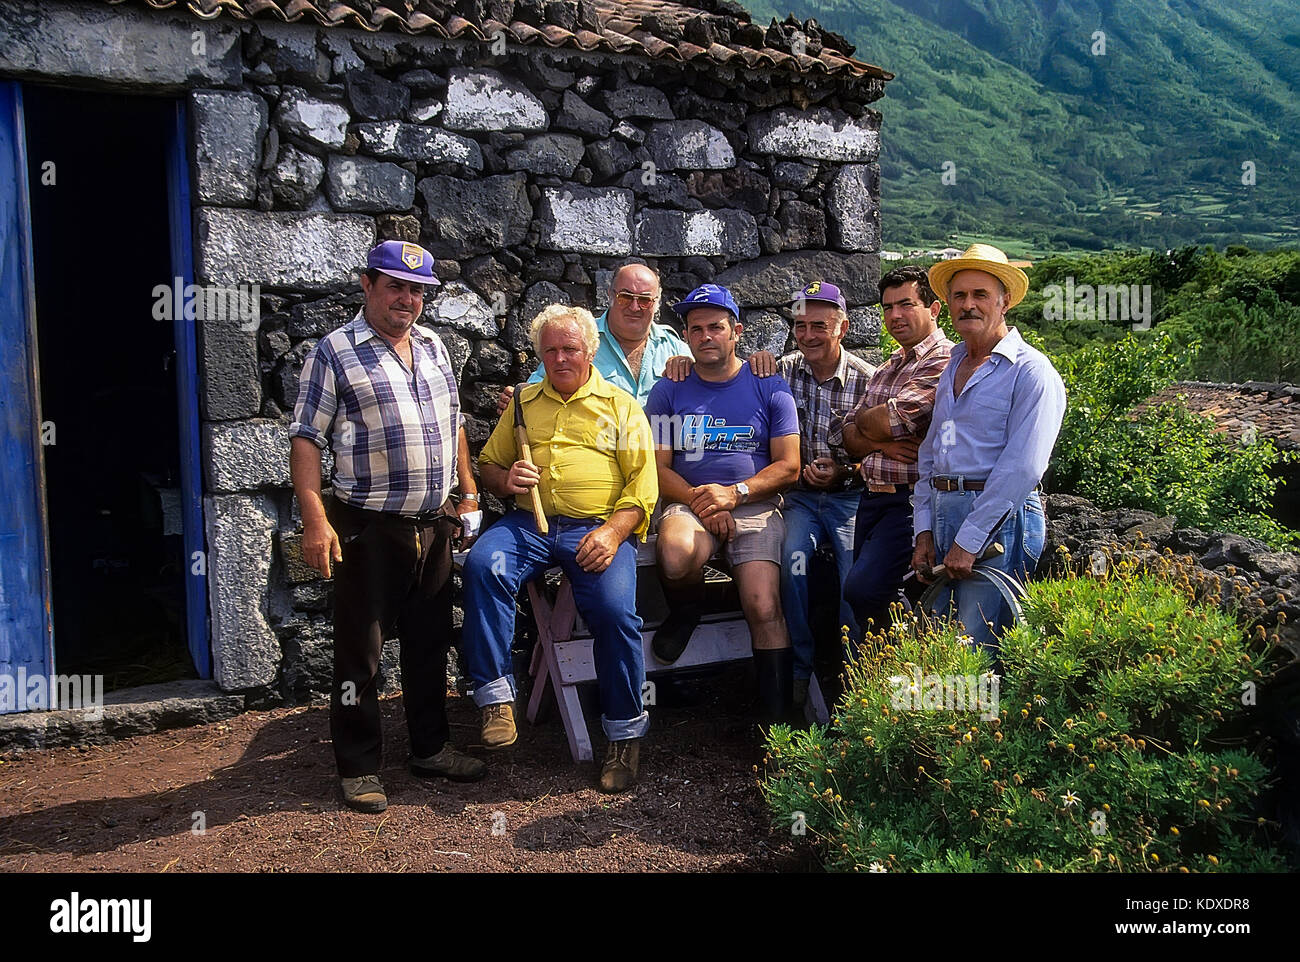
[
  {"x1": 843, "y1": 488, "x2": 915, "y2": 640},
  {"x1": 925, "y1": 489, "x2": 1046, "y2": 655},
  {"x1": 779, "y1": 488, "x2": 859, "y2": 682},
  {"x1": 461, "y1": 512, "x2": 649, "y2": 741}
]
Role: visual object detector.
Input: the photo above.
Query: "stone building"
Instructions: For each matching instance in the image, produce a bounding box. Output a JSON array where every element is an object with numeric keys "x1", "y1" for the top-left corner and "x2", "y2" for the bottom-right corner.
[{"x1": 0, "y1": 0, "x2": 892, "y2": 708}]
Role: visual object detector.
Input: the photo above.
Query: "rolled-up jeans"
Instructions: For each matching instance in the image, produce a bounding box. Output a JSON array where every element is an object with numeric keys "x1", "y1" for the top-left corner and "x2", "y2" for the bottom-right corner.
[
  {"x1": 779, "y1": 488, "x2": 859, "y2": 681},
  {"x1": 925, "y1": 489, "x2": 1046, "y2": 655},
  {"x1": 461, "y1": 511, "x2": 649, "y2": 741}
]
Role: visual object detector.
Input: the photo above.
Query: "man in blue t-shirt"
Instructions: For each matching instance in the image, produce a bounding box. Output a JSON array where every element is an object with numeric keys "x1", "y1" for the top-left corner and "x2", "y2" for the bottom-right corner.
[{"x1": 644, "y1": 284, "x2": 802, "y2": 724}]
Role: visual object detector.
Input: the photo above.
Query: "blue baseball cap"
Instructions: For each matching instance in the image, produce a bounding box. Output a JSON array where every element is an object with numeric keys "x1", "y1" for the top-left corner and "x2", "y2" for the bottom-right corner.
[
  {"x1": 365, "y1": 240, "x2": 440, "y2": 286},
  {"x1": 671, "y1": 284, "x2": 740, "y2": 322},
  {"x1": 791, "y1": 280, "x2": 846, "y2": 312}
]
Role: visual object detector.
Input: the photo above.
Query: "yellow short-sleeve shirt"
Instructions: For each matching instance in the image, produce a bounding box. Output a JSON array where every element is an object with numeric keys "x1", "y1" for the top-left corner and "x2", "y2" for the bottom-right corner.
[{"x1": 479, "y1": 368, "x2": 658, "y2": 540}]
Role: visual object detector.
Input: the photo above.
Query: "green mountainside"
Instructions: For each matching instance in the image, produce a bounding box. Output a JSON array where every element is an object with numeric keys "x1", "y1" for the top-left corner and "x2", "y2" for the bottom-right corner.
[{"x1": 743, "y1": 0, "x2": 1300, "y2": 252}]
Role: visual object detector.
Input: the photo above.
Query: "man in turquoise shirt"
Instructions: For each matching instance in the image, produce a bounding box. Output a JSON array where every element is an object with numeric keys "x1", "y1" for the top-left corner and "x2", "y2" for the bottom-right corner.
[{"x1": 498, "y1": 263, "x2": 687, "y2": 410}]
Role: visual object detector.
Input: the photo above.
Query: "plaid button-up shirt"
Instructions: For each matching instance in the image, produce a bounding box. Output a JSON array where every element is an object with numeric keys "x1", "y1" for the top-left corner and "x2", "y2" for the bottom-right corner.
[
  {"x1": 777, "y1": 348, "x2": 876, "y2": 483},
  {"x1": 832, "y1": 329, "x2": 954, "y2": 486},
  {"x1": 290, "y1": 312, "x2": 461, "y2": 516}
]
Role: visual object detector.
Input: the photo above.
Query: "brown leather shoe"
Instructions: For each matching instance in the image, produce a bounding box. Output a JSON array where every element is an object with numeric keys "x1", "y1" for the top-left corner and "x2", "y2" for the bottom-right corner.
[
  {"x1": 410, "y1": 744, "x2": 487, "y2": 782},
  {"x1": 480, "y1": 703, "x2": 517, "y2": 748},
  {"x1": 339, "y1": 774, "x2": 387, "y2": 813},
  {"x1": 598, "y1": 738, "x2": 640, "y2": 793}
]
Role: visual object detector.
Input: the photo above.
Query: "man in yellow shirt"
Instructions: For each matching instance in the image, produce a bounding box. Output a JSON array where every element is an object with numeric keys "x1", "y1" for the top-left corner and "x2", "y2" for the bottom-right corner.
[{"x1": 462, "y1": 304, "x2": 658, "y2": 792}]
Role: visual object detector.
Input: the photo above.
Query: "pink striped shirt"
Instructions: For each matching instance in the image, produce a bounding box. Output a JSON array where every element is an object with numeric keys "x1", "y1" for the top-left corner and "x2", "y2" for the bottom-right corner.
[{"x1": 832, "y1": 329, "x2": 953, "y2": 486}]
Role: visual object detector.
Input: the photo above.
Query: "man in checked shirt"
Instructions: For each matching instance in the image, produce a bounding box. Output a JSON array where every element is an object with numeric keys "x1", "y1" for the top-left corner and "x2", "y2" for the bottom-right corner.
[
  {"x1": 775, "y1": 281, "x2": 877, "y2": 708},
  {"x1": 289, "y1": 240, "x2": 486, "y2": 814},
  {"x1": 839, "y1": 266, "x2": 954, "y2": 641}
]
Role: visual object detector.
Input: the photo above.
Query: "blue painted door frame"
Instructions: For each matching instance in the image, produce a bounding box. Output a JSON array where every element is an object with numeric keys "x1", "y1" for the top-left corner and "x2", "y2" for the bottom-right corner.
[
  {"x1": 0, "y1": 81, "x2": 54, "y2": 698},
  {"x1": 165, "y1": 98, "x2": 212, "y2": 680},
  {"x1": 0, "y1": 86, "x2": 210, "y2": 707}
]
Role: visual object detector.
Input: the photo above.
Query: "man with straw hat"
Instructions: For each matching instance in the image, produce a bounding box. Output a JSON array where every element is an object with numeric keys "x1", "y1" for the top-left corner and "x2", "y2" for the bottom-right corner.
[{"x1": 910, "y1": 244, "x2": 1066, "y2": 658}]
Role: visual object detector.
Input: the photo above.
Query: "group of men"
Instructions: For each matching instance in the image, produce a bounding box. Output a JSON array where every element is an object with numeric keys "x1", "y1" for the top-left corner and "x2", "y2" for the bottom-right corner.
[{"x1": 289, "y1": 238, "x2": 1066, "y2": 813}]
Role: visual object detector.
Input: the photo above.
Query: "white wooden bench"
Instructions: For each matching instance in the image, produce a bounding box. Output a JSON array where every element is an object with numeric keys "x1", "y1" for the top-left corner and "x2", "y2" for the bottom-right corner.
[{"x1": 456, "y1": 535, "x2": 831, "y2": 763}]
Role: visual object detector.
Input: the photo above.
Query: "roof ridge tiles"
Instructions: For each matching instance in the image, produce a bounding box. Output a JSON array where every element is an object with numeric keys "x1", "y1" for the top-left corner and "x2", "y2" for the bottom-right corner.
[{"x1": 106, "y1": 0, "x2": 890, "y2": 80}]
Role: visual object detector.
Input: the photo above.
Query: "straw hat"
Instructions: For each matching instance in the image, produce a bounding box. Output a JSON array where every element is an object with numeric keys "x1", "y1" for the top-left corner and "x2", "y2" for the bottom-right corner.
[{"x1": 928, "y1": 244, "x2": 1031, "y2": 308}]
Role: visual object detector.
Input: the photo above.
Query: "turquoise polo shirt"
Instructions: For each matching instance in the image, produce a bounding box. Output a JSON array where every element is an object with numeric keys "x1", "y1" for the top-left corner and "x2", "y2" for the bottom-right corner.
[{"x1": 527, "y1": 311, "x2": 689, "y2": 407}]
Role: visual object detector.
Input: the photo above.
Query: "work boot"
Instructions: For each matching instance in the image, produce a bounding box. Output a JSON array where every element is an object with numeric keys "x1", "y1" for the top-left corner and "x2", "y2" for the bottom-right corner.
[
  {"x1": 410, "y1": 744, "x2": 488, "y2": 782},
  {"x1": 754, "y1": 647, "x2": 794, "y2": 725},
  {"x1": 652, "y1": 579, "x2": 705, "y2": 664},
  {"x1": 339, "y1": 774, "x2": 387, "y2": 813},
  {"x1": 480, "y1": 702, "x2": 517, "y2": 748},
  {"x1": 598, "y1": 738, "x2": 641, "y2": 793}
]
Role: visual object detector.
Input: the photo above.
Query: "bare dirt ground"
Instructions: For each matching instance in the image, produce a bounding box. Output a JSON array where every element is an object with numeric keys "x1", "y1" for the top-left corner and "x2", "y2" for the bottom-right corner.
[{"x1": 0, "y1": 665, "x2": 817, "y2": 873}]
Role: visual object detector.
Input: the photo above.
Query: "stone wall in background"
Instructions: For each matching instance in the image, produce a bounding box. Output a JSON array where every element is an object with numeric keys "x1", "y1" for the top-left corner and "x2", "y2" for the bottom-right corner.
[
  {"x1": 1043, "y1": 494, "x2": 1300, "y2": 656},
  {"x1": 182, "y1": 18, "x2": 886, "y2": 701}
]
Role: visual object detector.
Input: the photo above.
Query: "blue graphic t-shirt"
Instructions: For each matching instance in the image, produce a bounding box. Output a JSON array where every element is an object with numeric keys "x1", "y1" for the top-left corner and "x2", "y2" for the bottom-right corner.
[{"x1": 644, "y1": 365, "x2": 800, "y2": 488}]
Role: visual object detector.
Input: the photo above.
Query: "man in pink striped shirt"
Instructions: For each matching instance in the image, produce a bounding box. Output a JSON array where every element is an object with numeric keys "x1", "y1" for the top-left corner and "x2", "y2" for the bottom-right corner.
[{"x1": 837, "y1": 266, "x2": 954, "y2": 639}]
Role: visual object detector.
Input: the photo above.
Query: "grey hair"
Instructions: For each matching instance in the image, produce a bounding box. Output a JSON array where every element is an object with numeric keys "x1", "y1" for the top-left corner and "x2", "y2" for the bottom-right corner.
[
  {"x1": 791, "y1": 298, "x2": 849, "y2": 329},
  {"x1": 529, "y1": 303, "x2": 599, "y2": 357}
]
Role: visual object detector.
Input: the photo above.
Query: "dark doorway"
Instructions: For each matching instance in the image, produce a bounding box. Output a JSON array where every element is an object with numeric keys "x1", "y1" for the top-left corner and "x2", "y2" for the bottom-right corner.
[{"x1": 24, "y1": 86, "x2": 194, "y2": 690}]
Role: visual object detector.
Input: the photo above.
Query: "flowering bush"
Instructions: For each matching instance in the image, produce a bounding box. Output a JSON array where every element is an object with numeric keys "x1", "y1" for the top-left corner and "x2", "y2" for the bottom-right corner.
[{"x1": 761, "y1": 555, "x2": 1286, "y2": 872}]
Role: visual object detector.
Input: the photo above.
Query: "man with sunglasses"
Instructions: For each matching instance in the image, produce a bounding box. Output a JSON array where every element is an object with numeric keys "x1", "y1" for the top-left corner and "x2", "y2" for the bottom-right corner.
[{"x1": 498, "y1": 262, "x2": 688, "y2": 411}]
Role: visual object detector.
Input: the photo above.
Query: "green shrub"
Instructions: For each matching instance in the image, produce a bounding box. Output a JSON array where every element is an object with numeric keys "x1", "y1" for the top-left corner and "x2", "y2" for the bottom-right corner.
[
  {"x1": 1160, "y1": 290, "x2": 1300, "y2": 383},
  {"x1": 1049, "y1": 331, "x2": 1297, "y2": 548},
  {"x1": 761, "y1": 557, "x2": 1285, "y2": 872}
]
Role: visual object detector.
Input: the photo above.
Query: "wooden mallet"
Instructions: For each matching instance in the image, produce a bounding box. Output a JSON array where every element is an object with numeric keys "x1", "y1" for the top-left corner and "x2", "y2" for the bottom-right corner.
[{"x1": 513, "y1": 383, "x2": 549, "y2": 535}]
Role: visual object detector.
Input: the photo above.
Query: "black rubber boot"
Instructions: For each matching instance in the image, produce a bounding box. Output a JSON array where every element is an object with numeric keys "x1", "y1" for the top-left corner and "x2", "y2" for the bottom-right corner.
[
  {"x1": 754, "y1": 647, "x2": 794, "y2": 725},
  {"x1": 652, "y1": 578, "x2": 705, "y2": 664}
]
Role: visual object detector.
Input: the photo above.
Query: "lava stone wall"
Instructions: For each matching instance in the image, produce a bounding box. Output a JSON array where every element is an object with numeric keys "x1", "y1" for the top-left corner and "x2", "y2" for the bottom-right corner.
[{"x1": 1, "y1": 0, "x2": 888, "y2": 703}]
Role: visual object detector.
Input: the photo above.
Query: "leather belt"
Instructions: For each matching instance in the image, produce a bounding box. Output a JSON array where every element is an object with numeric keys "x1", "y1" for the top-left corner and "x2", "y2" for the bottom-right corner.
[
  {"x1": 933, "y1": 477, "x2": 986, "y2": 492},
  {"x1": 332, "y1": 495, "x2": 453, "y2": 525},
  {"x1": 866, "y1": 481, "x2": 912, "y2": 493}
]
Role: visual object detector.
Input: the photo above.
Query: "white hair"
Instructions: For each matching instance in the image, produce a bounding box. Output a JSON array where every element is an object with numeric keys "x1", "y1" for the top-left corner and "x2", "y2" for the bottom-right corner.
[{"x1": 529, "y1": 303, "x2": 599, "y2": 357}]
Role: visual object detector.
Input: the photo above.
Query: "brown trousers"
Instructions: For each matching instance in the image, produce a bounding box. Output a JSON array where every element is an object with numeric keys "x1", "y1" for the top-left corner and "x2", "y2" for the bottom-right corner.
[{"x1": 327, "y1": 496, "x2": 460, "y2": 778}]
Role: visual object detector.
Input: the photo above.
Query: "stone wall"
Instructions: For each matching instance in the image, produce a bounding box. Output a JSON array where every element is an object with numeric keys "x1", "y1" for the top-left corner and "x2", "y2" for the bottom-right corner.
[
  {"x1": 3, "y1": 5, "x2": 886, "y2": 701},
  {"x1": 1043, "y1": 494, "x2": 1300, "y2": 656}
]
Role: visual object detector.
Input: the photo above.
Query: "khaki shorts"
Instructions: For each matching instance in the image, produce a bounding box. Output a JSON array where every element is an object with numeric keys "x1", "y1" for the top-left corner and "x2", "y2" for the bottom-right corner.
[{"x1": 660, "y1": 499, "x2": 785, "y2": 566}]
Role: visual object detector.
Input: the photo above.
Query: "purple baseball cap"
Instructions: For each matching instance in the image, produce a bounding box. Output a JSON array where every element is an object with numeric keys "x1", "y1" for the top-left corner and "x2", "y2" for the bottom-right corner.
[
  {"x1": 366, "y1": 240, "x2": 440, "y2": 286},
  {"x1": 671, "y1": 283, "x2": 740, "y2": 322},
  {"x1": 791, "y1": 280, "x2": 846, "y2": 312}
]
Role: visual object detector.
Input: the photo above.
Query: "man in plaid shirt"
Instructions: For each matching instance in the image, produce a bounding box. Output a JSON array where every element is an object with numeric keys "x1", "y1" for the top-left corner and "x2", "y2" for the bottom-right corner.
[
  {"x1": 838, "y1": 266, "x2": 954, "y2": 640},
  {"x1": 776, "y1": 281, "x2": 877, "y2": 708},
  {"x1": 290, "y1": 240, "x2": 486, "y2": 814}
]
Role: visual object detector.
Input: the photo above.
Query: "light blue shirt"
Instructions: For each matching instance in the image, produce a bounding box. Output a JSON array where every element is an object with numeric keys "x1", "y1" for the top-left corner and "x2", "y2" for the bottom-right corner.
[
  {"x1": 914, "y1": 327, "x2": 1066, "y2": 553},
  {"x1": 528, "y1": 311, "x2": 689, "y2": 407}
]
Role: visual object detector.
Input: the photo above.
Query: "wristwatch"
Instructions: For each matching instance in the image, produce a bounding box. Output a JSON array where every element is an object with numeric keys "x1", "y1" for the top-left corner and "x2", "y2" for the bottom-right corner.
[{"x1": 734, "y1": 481, "x2": 750, "y2": 505}]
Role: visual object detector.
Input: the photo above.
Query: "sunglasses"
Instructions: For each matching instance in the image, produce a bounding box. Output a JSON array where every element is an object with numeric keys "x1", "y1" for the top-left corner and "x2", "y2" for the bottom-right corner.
[{"x1": 614, "y1": 291, "x2": 658, "y2": 309}]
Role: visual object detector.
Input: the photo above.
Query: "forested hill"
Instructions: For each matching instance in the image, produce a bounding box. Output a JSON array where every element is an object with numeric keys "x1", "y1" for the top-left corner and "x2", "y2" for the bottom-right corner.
[{"x1": 743, "y1": 0, "x2": 1300, "y2": 254}]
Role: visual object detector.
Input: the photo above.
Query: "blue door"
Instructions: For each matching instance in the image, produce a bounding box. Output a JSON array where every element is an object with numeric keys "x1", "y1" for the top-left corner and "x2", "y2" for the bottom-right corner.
[
  {"x1": 0, "y1": 81, "x2": 55, "y2": 703},
  {"x1": 0, "y1": 87, "x2": 210, "y2": 706},
  {"x1": 165, "y1": 99, "x2": 212, "y2": 680}
]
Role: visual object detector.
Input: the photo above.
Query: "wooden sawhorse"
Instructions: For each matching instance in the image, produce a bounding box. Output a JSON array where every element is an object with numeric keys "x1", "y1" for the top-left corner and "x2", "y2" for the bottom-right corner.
[{"x1": 522, "y1": 539, "x2": 831, "y2": 763}]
